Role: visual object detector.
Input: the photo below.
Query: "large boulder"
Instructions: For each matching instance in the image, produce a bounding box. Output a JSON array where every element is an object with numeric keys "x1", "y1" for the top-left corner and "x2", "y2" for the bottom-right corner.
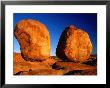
[
  {"x1": 14, "y1": 19, "x2": 50, "y2": 61},
  {"x1": 56, "y1": 25, "x2": 92, "y2": 62}
]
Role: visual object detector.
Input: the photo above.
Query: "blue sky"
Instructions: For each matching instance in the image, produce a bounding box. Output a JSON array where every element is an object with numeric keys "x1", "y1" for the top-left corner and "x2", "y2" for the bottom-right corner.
[{"x1": 13, "y1": 13, "x2": 97, "y2": 56}]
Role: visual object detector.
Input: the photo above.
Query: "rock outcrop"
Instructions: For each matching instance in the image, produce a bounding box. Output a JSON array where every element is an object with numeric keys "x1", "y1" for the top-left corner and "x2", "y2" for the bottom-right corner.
[
  {"x1": 52, "y1": 61, "x2": 97, "y2": 75},
  {"x1": 13, "y1": 53, "x2": 52, "y2": 75},
  {"x1": 14, "y1": 19, "x2": 50, "y2": 61},
  {"x1": 14, "y1": 53, "x2": 97, "y2": 75},
  {"x1": 56, "y1": 25, "x2": 92, "y2": 62},
  {"x1": 52, "y1": 61, "x2": 96, "y2": 71},
  {"x1": 19, "y1": 69, "x2": 68, "y2": 75},
  {"x1": 13, "y1": 53, "x2": 68, "y2": 75},
  {"x1": 43, "y1": 56, "x2": 56, "y2": 66}
]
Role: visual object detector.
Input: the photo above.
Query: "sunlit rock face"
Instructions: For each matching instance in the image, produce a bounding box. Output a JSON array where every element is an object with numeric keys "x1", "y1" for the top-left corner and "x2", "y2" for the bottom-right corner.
[
  {"x1": 14, "y1": 19, "x2": 50, "y2": 61},
  {"x1": 56, "y1": 25, "x2": 92, "y2": 62}
]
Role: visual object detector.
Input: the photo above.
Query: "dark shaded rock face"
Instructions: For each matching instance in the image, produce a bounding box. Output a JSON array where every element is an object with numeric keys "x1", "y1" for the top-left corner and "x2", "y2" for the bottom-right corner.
[
  {"x1": 14, "y1": 19, "x2": 50, "y2": 61},
  {"x1": 56, "y1": 25, "x2": 93, "y2": 62}
]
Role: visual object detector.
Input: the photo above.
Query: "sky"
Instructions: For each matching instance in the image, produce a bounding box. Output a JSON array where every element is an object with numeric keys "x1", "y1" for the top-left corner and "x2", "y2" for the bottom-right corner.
[{"x1": 13, "y1": 13, "x2": 97, "y2": 56}]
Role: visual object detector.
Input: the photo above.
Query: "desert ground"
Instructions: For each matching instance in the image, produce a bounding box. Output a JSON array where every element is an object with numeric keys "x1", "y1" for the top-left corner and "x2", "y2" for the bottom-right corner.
[{"x1": 14, "y1": 53, "x2": 97, "y2": 75}]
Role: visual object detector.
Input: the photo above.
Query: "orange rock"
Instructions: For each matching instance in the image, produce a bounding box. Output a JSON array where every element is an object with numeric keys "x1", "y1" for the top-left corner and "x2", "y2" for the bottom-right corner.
[
  {"x1": 81, "y1": 69, "x2": 97, "y2": 75},
  {"x1": 42, "y1": 56, "x2": 56, "y2": 66},
  {"x1": 14, "y1": 61, "x2": 51, "y2": 75},
  {"x1": 13, "y1": 53, "x2": 51, "y2": 75},
  {"x1": 52, "y1": 61, "x2": 96, "y2": 71},
  {"x1": 64, "y1": 69, "x2": 97, "y2": 75},
  {"x1": 20, "y1": 69, "x2": 68, "y2": 75},
  {"x1": 56, "y1": 25, "x2": 92, "y2": 62},
  {"x1": 14, "y1": 19, "x2": 50, "y2": 61},
  {"x1": 13, "y1": 53, "x2": 26, "y2": 62}
]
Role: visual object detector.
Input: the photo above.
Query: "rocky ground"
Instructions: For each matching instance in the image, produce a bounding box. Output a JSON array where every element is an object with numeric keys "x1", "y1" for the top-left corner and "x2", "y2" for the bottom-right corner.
[
  {"x1": 14, "y1": 19, "x2": 97, "y2": 76},
  {"x1": 14, "y1": 53, "x2": 97, "y2": 75}
]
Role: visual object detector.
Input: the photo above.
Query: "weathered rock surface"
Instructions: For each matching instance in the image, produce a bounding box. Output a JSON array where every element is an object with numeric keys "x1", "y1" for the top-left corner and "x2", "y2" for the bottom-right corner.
[
  {"x1": 56, "y1": 25, "x2": 92, "y2": 62},
  {"x1": 13, "y1": 53, "x2": 26, "y2": 62},
  {"x1": 14, "y1": 61, "x2": 51, "y2": 75},
  {"x1": 52, "y1": 61, "x2": 97, "y2": 75},
  {"x1": 43, "y1": 56, "x2": 56, "y2": 66},
  {"x1": 13, "y1": 53, "x2": 51, "y2": 75},
  {"x1": 13, "y1": 53, "x2": 97, "y2": 75},
  {"x1": 52, "y1": 61, "x2": 96, "y2": 71},
  {"x1": 14, "y1": 19, "x2": 50, "y2": 61},
  {"x1": 19, "y1": 69, "x2": 68, "y2": 75},
  {"x1": 64, "y1": 69, "x2": 97, "y2": 75}
]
